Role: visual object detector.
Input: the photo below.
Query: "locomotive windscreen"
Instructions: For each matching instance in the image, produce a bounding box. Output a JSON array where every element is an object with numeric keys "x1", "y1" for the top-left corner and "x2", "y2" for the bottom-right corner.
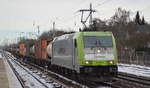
[
  {"x1": 83, "y1": 36, "x2": 114, "y2": 60},
  {"x1": 84, "y1": 36, "x2": 113, "y2": 48}
]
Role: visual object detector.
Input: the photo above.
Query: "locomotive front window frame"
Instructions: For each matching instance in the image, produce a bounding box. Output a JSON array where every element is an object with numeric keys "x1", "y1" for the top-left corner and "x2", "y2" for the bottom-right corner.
[{"x1": 83, "y1": 36, "x2": 113, "y2": 48}]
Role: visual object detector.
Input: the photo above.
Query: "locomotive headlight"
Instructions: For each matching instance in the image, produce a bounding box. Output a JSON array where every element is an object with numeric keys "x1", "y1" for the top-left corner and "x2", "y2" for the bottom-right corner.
[
  {"x1": 97, "y1": 49, "x2": 101, "y2": 53},
  {"x1": 109, "y1": 61, "x2": 113, "y2": 64},
  {"x1": 85, "y1": 61, "x2": 89, "y2": 64}
]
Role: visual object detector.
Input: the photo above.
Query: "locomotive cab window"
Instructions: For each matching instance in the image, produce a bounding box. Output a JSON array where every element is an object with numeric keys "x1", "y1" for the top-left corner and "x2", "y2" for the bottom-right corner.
[
  {"x1": 83, "y1": 36, "x2": 114, "y2": 60},
  {"x1": 83, "y1": 36, "x2": 113, "y2": 48}
]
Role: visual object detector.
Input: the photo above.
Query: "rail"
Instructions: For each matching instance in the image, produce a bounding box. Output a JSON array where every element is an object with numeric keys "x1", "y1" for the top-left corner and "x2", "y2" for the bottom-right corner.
[{"x1": 3, "y1": 52, "x2": 50, "y2": 88}]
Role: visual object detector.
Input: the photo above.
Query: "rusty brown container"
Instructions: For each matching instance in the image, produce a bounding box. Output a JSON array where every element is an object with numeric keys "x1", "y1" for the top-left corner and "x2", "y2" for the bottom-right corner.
[
  {"x1": 35, "y1": 40, "x2": 47, "y2": 59},
  {"x1": 41, "y1": 40, "x2": 47, "y2": 59},
  {"x1": 19, "y1": 43, "x2": 26, "y2": 56}
]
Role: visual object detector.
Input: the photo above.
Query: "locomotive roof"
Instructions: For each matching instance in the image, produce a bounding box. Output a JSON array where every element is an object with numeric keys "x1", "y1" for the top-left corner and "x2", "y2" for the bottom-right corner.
[
  {"x1": 53, "y1": 32, "x2": 113, "y2": 42},
  {"x1": 54, "y1": 33, "x2": 75, "y2": 41}
]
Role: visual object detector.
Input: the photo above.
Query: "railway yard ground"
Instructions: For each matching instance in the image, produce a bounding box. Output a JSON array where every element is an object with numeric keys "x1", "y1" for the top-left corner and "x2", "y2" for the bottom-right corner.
[
  {"x1": 0, "y1": 52, "x2": 22, "y2": 88},
  {"x1": 0, "y1": 50, "x2": 150, "y2": 88},
  {"x1": 118, "y1": 63, "x2": 150, "y2": 77},
  {"x1": 0, "y1": 53, "x2": 9, "y2": 88},
  {"x1": 1, "y1": 51, "x2": 69, "y2": 88}
]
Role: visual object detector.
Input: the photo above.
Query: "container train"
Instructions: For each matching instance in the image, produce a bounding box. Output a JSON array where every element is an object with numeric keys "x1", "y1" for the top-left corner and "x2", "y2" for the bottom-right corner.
[{"x1": 11, "y1": 32, "x2": 118, "y2": 81}]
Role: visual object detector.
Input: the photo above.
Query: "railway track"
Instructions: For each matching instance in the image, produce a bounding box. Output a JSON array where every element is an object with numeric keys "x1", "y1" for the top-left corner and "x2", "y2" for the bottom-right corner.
[
  {"x1": 5, "y1": 51, "x2": 150, "y2": 88},
  {"x1": 18, "y1": 59, "x2": 85, "y2": 88},
  {"x1": 2, "y1": 52, "x2": 26, "y2": 88},
  {"x1": 83, "y1": 70, "x2": 150, "y2": 88},
  {"x1": 6, "y1": 52, "x2": 83, "y2": 88},
  {"x1": 17, "y1": 59, "x2": 116, "y2": 88},
  {"x1": 23, "y1": 62, "x2": 113, "y2": 88},
  {"x1": 90, "y1": 72, "x2": 150, "y2": 88},
  {"x1": 116, "y1": 72, "x2": 150, "y2": 88},
  {"x1": 11, "y1": 55, "x2": 109, "y2": 88},
  {"x1": 3, "y1": 52, "x2": 52, "y2": 88}
]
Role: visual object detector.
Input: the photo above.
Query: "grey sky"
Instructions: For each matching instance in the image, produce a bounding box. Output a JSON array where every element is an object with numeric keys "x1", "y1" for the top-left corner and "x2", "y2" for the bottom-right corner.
[{"x1": 0, "y1": 0, "x2": 150, "y2": 45}]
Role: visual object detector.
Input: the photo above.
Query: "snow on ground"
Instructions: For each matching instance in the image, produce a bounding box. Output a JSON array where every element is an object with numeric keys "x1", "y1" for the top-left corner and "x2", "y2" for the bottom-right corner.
[
  {"x1": 2, "y1": 51, "x2": 54, "y2": 88},
  {"x1": 9, "y1": 58, "x2": 54, "y2": 88},
  {"x1": 6, "y1": 50, "x2": 150, "y2": 87},
  {"x1": 2, "y1": 53, "x2": 22, "y2": 88},
  {"x1": 4, "y1": 51, "x2": 74, "y2": 88},
  {"x1": 118, "y1": 63, "x2": 150, "y2": 78}
]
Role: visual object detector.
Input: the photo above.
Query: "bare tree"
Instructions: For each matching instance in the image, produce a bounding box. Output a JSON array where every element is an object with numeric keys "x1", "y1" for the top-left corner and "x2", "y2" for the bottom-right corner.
[{"x1": 110, "y1": 8, "x2": 130, "y2": 26}]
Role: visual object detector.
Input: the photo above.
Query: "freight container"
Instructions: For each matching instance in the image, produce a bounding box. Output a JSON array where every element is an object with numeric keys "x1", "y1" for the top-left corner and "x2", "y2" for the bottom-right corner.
[
  {"x1": 19, "y1": 43, "x2": 26, "y2": 56},
  {"x1": 41, "y1": 40, "x2": 47, "y2": 59},
  {"x1": 35, "y1": 40, "x2": 47, "y2": 59}
]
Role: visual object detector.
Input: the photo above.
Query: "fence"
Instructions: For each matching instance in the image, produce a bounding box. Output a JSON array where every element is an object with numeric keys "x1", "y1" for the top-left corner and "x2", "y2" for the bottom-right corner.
[{"x1": 119, "y1": 49, "x2": 150, "y2": 66}]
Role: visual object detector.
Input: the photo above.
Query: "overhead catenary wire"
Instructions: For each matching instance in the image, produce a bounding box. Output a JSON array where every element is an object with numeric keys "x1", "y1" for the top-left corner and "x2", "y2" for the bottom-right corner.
[
  {"x1": 44, "y1": 0, "x2": 114, "y2": 30},
  {"x1": 39, "y1": 0, "x2": 88, "y2": 30},
  {"x1": 57, "y1": 14, "x2": 81, "y2": 29},
  {"x1": 56, "y1": 0, "x2": 111, "y2": 29},
  {"x1": 41, "y1": 0, "x2": 117, "y2": 30},
  {"x1": 95, "y1": 0, "x2": 113, "y2": 8},
  {"x1": 48, "y1": 0, "x2": 101, "y2": 30}
]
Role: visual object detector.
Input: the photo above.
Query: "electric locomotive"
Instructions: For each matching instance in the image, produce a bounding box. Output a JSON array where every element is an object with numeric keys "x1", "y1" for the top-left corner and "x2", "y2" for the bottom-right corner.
[{"x1": 48, "y1": 32, "x2": 118, "y2": 79}]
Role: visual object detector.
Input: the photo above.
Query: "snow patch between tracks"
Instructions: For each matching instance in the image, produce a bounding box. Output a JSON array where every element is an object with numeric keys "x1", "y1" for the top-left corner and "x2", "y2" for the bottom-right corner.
[{"x1": 118, "y1": 63, "x2": 150, "y2": 78}]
